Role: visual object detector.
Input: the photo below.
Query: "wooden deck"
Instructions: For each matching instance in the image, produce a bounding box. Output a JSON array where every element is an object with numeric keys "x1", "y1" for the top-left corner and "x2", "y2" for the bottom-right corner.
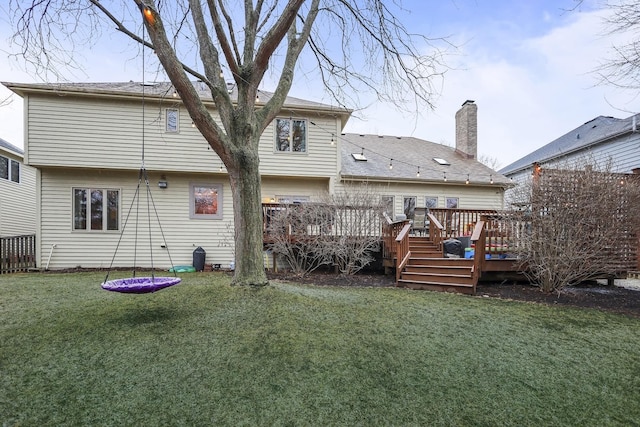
[
  {"x1": 387, "y1": 215, "x2": 520, "y2": 294},
  {"x1": 262, "y1": 204, "x2": 637, "y2": 293}
]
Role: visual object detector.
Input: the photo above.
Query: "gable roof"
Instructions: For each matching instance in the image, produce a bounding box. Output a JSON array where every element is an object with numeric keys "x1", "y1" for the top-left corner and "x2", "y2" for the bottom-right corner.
[
  {"x1": 0, "y1": 137, "x2": 24, "y2": 158},
  {"x1": 340, "y1": 133, "x2": 511, "y2": 187},
  {"x1": 2, "y1": 81, "x2": 353, "y2": 129},
  {"x1": 499, "y1": 115, "x2": 637, "y2": 175}
]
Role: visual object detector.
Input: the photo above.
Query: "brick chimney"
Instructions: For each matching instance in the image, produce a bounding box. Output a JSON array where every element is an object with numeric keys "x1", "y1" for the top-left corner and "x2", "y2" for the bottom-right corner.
[{"x1": 455, "y1": 100, "x2": 477, "y2": 159}]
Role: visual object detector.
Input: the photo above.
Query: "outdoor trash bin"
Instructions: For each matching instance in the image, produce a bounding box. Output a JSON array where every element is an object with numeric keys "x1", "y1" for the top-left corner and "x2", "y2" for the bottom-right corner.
[{"x1": 193, "y1": 246, "x2": 206, "y2": 271}]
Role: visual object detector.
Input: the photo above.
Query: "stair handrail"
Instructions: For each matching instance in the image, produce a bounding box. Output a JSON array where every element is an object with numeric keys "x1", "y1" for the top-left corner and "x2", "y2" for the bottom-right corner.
[
  {"x1": 470, "y1": 220, "x2": 486, "y2": 284},
  {"x1": 427, "y1": 213, "x2": 444, "y2": 250},
  {"x1": 395, "y1": 222, "x2": 412, "y2": 282}
]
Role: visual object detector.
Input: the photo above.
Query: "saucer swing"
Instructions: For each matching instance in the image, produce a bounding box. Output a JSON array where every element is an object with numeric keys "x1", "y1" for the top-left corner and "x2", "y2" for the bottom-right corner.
[{"x1": 101, "y1": 11, "x2": 180, "y2": 293}]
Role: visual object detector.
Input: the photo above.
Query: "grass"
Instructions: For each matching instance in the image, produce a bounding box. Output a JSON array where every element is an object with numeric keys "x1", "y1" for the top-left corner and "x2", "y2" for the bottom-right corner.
[{"x1": 1, "y1": 271, "x2": 640, "y2": 426}]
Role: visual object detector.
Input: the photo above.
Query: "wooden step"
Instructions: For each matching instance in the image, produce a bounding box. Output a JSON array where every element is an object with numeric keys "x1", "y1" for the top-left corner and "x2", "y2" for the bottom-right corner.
[
  {"x1": 408, "y1": 257, "x2": 474, "y2": 267},
  {"x1": 400, "y1": 271, "x2": 474, "y2": 285},
  {"x1": 404, "y1": 264, "x2": 474, "y2": 275},
  {"x1": 410, "y1": 251, "x2": 443, "y2": 258},
  {"x1": 397, "y1": 280, "x2": 475, "y2": 294}
]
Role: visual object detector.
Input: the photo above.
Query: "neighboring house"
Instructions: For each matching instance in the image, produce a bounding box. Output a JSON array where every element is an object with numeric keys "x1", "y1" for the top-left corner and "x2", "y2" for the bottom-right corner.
[
  {"x1": 500, "y1": 114, "x2": 640, "y2": 204},
  {"x1": 3, "y1": 82, "x2": 509, "y2": 270},
  {"x1": 0, "y1": 138, "x2": 36, "y2": 237}
]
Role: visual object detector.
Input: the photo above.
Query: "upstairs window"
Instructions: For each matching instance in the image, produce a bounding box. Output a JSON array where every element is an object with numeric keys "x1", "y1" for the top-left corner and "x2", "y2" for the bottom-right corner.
[
  {"x1": 275, "y1": 118, "x2": 307, "y2": 153},
  {"x1": 165, "y1": 108, "x2": 179, "y2": 133},
  {"x1": 73, "y1": 188, "x2": 120, "y2": 231},
  {"x1": 0, "y1": 156, "x2": 20, "y2": 183}
]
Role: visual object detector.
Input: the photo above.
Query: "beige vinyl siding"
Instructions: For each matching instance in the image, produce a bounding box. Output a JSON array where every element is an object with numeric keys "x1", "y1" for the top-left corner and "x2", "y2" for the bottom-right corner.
[
  {"x1": 334, "y1": 180, "x2": 504, "y2": 217},
  {"x1": 261, "y1": 177, "x2": 331, "y2": 202},
  {"x1": 39, "y1": 168, "x2": 236, "y2": 270},
  {"x1": 259, "y1": 116, "x2": 340, "y2": 178},
  {"x1": 26, "y1": 95, "x2": 222, "y2": 173},
  {"x1": 0, "y1": 151, "x2": 36, "y2": 237},
  {"x1": 26, "y1": 94, "x2": 340, "y2": 179}
]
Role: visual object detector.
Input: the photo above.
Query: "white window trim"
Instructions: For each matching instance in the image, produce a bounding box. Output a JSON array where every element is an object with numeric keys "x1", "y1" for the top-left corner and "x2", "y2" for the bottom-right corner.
[
  {"x1": 381, "y1": 195, "x2": 395, "y2": 217},
  {"x1": 446, "y1": 197, "x2": 459, "y2": 209},
  {"x1": 275, "y1": 195, "x2": 310, "y2": 204},
  {"x1": 403, "y1": 196, "x2": 417, "y2": 219},
  {"x1": 165, "y1": 108, "x2": 180, "y2": 133},
  {"x1": 0, "y1": 156, "x2": 20, "y2": 184},
  {"x1": 425, "y1": 196, "x2": 438, "y2": 209},
  {"x1": 190, "y1": 182, "x2": 224, "y2": 220},
  {"x1": 72, "y1": 187, "x2": 121, "y2": 232},
  {"x1": 274, "y1": 117, "x2": 308, "y2": 154}
]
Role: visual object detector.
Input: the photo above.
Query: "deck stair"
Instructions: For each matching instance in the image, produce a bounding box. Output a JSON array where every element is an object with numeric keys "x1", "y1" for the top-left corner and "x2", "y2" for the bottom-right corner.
[{"x1": 396, "y1": 236, "x2": 476, "y2": 294}]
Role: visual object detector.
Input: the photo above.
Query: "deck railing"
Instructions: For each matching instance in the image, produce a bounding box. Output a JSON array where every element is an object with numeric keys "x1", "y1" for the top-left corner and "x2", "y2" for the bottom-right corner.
[
  {"x1": 262, "y1": 202, "x2": 384, "y2": 241},
  {"x1": 428, "y1": 208, "x2": 499, "y2": 240},
  {"x1": 395, "y1": 222, "x2": 412, "y2": 282},
  {"x1": 1, "y1": 234, "x2": 37, "y2": 274},
  {"x1": 382, "y1": 216, "x2": 410, "y2": 261}
]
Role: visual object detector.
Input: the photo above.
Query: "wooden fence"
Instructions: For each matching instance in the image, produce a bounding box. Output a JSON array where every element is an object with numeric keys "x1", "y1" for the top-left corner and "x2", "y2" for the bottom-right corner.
[{"x1": 1, "y1": 234, "x2": 37, "y2": 274}]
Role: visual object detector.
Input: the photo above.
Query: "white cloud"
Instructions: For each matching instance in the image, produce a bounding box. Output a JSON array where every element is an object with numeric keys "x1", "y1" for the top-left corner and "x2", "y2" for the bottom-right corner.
[{"x1": 344, "y1": 7, "x2": 639, "y2": 169}]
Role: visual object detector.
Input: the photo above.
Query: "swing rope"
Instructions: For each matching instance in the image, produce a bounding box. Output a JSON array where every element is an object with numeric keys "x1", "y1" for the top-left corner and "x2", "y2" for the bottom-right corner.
[{"x1": 101, "y1": 8, "x2": 180, "y2": 293}]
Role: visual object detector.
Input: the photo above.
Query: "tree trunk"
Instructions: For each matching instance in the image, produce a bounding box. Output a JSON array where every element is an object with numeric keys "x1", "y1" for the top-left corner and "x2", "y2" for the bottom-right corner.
[{"x1": 227, "y1": 146, "x2": 269, "y2": 287}]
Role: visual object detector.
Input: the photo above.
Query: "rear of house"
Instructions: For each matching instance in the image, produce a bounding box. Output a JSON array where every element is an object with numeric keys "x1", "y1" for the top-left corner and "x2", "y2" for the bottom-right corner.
[
  {"x1": 4, "y1": 81, "x2": 347, "y2": 270},
  {"x1": 5, "y1": 82, "x2": 509, "y2": 272}
]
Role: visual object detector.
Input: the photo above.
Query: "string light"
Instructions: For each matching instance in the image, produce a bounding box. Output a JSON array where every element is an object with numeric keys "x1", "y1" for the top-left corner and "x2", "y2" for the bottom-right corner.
[
  {"x1": 186, "y1": 78, "x2": 497, "y2": 185},
  {"x1": 143, "y1": 7, "x2": 155, "y2": 25},
  {"x1": 202, "y1": 61, "x2": 499, "y2": 185}
]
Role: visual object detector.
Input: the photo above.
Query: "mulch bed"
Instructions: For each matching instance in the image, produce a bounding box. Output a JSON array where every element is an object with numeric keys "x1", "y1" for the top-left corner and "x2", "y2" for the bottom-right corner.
[{"x1": 267, "y1": 271, "x2": 640, "y2": 318}]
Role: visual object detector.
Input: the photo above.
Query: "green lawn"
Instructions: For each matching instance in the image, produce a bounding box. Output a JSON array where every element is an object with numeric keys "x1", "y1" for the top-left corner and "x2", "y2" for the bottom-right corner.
[{"x1": 1, "y1": 271, "x2": 639, "y2": 426}]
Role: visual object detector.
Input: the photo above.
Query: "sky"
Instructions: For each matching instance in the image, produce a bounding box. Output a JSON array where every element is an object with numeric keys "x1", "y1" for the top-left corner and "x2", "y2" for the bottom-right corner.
[{"x1": 0, "y1": 0, "x2": 637, "y2": 170}]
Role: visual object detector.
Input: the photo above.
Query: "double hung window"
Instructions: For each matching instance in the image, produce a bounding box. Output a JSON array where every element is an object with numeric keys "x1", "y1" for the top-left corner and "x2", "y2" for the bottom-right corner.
[
  {"x1": 275, "y1": 118, "x2": 307, "y2": 153},
  {"x1": 0, "y1": 156, "x2": 20, "y2": 183}
]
